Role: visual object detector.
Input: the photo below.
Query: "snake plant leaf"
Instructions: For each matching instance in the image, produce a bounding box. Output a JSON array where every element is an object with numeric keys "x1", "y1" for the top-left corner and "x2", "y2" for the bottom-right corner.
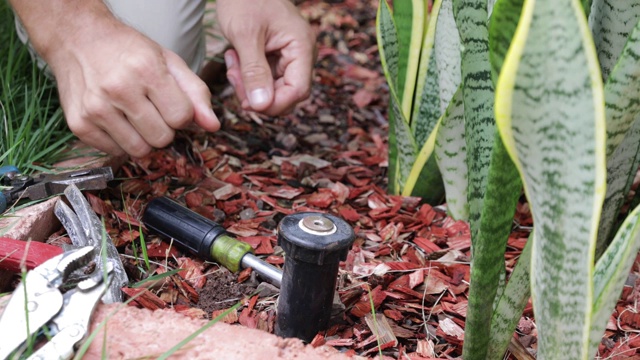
[
  {"x1": 412, "y1": 0, "x2": 456, "y2": 145},
  {"x1": 412, "y1": 49, "x2": 442, "y2": 146},
  {"x1": 412, "y1": 0, "x2": 441, "y2": 135},
  {"x1": 495, "y1": 0, "x2": 606, "y2": 358},
  {"x1": 488, "y1": 0, "x2": 497, "y2": 15},
  {"x1": 453, "y1": 0, "x2": 496, "y2": 240},
  {"x1": 403, "y1": 130, "x2": 445, "y2": 204},
  {"x1": 433, "y1": 0, "x2": 462, "y2": 113},
  {"x1": 387, "y1": 108, "x2": 399, "y2": 194},
  {"x1": 391, "y1": 91, "x2": 419, "y2": 191},
  {"x1": 603, "y1": 20, "x2": 640, "y2": 157},
  {"x1": 434, "y1": 87, "x2": 468, "y2": 220},
  {"x1": 487, "y1": 237, "x2": 532, "y2": 360},
  {"x1": 376, "y1": 0, "x2": 403, "y2": 193},
  {"x1": 393, "y1": 0, "x2": 426, "y2": 118},
  {"x1": 376, "y1": 0, "x2": 399, "y2": 94},
  {"x1": 489, "y1": 0, "x2": 525, "y2": 82},
  {"x1": 595, "y1": 119, "x2": 640, "y2": 259},
  {"x1": 403, "y1": 110, "x2": 445, "y2": 203},
  {"x1": 582, "y1": 0, "x2": 593, "y2": 18},
  {"x1": 463, "y1": 131, "x2": 522, "y2": 360},
  {"x1": 589, "y1": 203, "x2": 640, "y2": 359},
  {"x1": 589, "y1": 0, "x2": 640, "y2": 81}
]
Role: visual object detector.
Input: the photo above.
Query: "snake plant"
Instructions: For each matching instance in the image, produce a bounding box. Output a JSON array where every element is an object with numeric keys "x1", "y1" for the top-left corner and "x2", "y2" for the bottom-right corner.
[{"x1": 377, "y1": 0, "x2": 640, "y2": 359}]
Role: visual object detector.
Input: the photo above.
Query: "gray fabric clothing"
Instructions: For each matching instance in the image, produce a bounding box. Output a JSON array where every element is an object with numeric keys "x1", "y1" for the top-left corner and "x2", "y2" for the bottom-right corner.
[{"x1": 14, "y1": 0, "x2": 206, "y2": 77}]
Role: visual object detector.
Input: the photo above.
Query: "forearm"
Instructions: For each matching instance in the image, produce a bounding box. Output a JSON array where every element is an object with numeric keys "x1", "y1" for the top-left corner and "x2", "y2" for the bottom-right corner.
[{"x1": 8, "y1": 0, "x2": 116, "y2": 65}]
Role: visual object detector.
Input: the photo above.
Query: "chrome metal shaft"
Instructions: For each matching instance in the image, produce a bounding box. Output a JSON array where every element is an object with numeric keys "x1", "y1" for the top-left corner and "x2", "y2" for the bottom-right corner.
[{"x1": 241, "y1": 253, "x2": 283, "y2": 287}]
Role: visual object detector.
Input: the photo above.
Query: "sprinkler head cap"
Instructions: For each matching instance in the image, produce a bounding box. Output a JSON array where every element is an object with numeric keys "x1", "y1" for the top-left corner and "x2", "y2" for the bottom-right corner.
[{"x1": 277, "y1": 212, "x2": 354, "y2": 265}]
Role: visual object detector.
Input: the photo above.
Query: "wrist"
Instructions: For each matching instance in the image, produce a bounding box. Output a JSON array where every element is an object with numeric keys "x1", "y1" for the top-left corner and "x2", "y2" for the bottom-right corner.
[{"x1": 9, "y1": 0, "x2": 116, "y2": 65}]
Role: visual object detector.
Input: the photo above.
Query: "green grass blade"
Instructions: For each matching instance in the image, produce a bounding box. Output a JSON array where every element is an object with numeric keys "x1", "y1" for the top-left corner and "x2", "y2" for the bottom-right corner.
[
  {"x1": 495, "y1": 0, "x2": 606, "y2": 358},
  {"x1": 602, "y1": 19, "x2": 640, "y2": 157},
  {"x1": 595, "y1": 119, "x2": 640, "y2": 259},
  {"x1": 452, "y1": 0, "x2": 496, "y2": 241},
  {"x1": 463, "y1": 131, "x2": 522, "y2": 360},
  {"x1": 487, "y1": 236, "x2": 532, "y2": 360},
  {"x1": 434, "y1": 86, "x2": 469, "y2": 220},
  {"x1": 131, "y1": 268, "x2": 183, "y2": 288},
  {"x1": 0, "y1": 2, "x2": 73, "y2": 172},
  {"x1": 589, "y1": 0, "x2": 640, "y2": 81},
  {"x1": 589, "y1": 204, "x2": 640, "y2": 359}
]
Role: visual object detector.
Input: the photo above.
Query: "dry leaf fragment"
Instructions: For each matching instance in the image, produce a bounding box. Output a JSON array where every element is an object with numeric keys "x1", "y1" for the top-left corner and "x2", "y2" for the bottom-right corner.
[
  {"x1": 364, "y1": 314, "x2": 398, "y2": 347},
  {"x1": 438, "y1": 317, "x2": 464, "y2": 340}
]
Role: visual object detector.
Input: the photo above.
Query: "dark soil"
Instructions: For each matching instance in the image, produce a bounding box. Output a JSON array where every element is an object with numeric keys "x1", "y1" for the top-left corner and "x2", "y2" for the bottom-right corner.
[{"x1": 197, "y1": 268, "x2": 256, "y2": 313}]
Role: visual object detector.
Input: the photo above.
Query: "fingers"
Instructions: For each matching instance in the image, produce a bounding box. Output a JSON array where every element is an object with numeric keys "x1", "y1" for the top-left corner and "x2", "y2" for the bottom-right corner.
[
  {"x1": 67, "y1": 98, "x2": 153, "y2": 157},
  {"x1": 226, "y1": 37, "x2": 276, "y2": 112},
  {"x1": 163, "y1": 50, "x2": 220, "y2": 132}
]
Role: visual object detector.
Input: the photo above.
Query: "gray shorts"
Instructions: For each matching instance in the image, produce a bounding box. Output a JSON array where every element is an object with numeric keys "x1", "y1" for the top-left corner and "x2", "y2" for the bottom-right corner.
[{"x1": 15, "y1": 0, "x2": 207, "y2": 77}]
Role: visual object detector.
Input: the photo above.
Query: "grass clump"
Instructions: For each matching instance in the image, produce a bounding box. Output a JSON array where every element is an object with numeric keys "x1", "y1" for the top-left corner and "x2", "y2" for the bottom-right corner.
[{"x1": 0, "y1": 1, "x2": 74, "y2": 173}]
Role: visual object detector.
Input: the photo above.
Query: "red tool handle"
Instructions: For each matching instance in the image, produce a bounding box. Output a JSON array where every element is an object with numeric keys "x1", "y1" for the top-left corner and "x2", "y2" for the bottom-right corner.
[{"x1": 0, "y1": 237, "x2": 63, "y2": 272}]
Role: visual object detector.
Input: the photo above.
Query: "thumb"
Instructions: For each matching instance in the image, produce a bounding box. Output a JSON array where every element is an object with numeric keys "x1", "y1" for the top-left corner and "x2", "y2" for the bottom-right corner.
[{"x1": 233, "y1": 42, "x2": 275, "y2": 112}]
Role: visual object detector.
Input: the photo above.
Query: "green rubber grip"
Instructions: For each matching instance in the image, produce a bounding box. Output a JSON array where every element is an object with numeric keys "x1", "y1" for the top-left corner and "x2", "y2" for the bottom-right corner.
[{"x1": 211, "y1": 235, "x2": 253, "y2": 272}]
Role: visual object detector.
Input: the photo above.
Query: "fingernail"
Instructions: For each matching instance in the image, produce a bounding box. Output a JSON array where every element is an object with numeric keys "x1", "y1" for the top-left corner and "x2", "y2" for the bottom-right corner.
[
  {"x1": 224, "y1": 53, "x2": 235, "y2": 68},
  {"x1": 250, "y1": 88, "x2": 269, "y2": 107}
]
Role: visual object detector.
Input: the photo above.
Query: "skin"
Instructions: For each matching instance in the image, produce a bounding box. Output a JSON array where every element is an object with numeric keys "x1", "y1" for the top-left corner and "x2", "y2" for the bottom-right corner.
[{"x1": 9, "y1": 0, "x2": 315, "y2": 157}]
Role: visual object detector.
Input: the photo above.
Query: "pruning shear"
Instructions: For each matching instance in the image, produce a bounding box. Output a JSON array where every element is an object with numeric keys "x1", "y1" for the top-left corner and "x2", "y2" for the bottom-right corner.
[
  {"x1": 0, "y1": 166, "x2": 114, "y2": 213},
  {"x1": 0, "y1": 246, "x2": 114, "y2": 360}
]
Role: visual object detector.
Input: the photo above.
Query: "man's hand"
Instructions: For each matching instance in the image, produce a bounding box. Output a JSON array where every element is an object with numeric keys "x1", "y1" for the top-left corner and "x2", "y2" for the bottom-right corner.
[
  {"x1": 217, "y1": 0, "x2": 316, "y2": 116},
  {"x1": 10, "y1": 0, "x2": 219, "y2": 157}
]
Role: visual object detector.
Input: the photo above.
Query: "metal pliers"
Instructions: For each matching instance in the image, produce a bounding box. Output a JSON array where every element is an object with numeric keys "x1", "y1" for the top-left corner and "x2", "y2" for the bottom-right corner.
[
  {"x1": 0, "y1": 166, "x2": 114, "y2": 213},
  {"x1": 0, "y1": 246, "x2": 114, "y2": 360}
]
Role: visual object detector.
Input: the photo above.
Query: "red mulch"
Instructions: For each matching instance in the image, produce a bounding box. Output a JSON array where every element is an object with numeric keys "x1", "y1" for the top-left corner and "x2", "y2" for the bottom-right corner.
[{"x1": 50, "y1": 0, "x2": 640, "y2": 358}]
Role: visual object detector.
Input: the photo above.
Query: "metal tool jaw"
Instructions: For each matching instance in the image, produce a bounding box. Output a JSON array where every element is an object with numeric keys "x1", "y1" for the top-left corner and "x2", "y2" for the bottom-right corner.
[
  {"x1": 0, "y1": 167, "x2": 113, "y2": 212},
  {"x1": 0, "y1": 246, "x2": 113, "y2": 360},
  {"x1": 54, "y1": 184, "x2": 128, "y2": 304}
]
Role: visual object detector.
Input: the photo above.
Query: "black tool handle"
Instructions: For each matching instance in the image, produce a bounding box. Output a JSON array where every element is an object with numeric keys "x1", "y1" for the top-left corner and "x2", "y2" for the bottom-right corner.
[{"x1": 142, "y1": 197, "x2": 226, "y2": 259}]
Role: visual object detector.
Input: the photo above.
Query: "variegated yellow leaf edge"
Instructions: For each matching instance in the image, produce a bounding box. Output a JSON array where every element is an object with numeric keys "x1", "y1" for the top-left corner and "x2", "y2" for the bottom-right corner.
[{"x1": 495, "y1": 0, "x2": 606, "y2": 358}]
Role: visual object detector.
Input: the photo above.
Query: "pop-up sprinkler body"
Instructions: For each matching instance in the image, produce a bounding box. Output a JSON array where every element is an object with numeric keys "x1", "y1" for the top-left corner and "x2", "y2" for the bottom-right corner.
[
  {"x1": 143, "y1": 198, "x2": 355, "y2": 343},
  {"x1": 275, "y1": 212, "x2": 355, "y2": 342}
]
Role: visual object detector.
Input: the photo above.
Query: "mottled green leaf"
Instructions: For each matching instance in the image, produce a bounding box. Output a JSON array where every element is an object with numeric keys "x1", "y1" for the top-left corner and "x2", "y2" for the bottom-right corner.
[
  {"x1": 603, "y1": 20, "x2": 640, "y2": 157},
  {"x1": 387, "y1": 106, "x2": 399, "y2": 194},
  {"x1": 589, "y1": 204, "x2": 640, "y2": 359},
  {"x1": 489, "y1": 0, "x2": 525, "y2": 82},
  {"x1": 391, "y1": 89, "x2": 419, "y2": 191},
  {"x1": 596, "y1": 119, "x2": 640, "y2": 258},
  {"x1": 589, "y1": 0, "x2": 640, "y2": 81},
  {"x1": 453, "y1": 0, "x2": 496, "y2": 243},
  {"x1": 464, "y1": 130, "x2": 522, "y2": 360},
  {"x1": 412, "y1": 49, "x2": 441, "y2": 146},
  {"x1": 376, "y1": 0, "x2": 399, "y2": 93},
  {"x1": 435, "y1": 87, "x2": 468, "y2": 220},
  {"x1": 582, "y1": 0, "x2": 593, "y2": 18},
  {"x1": 495, "y1": 0, "x2": 606, "y2": 358},
  {"x1": 404, "y1": 119, "x2": 445, "y2": 204},
  {"x1": 394, "y1": 0, "x2": 426, "y2": 117},
  {"x1": 487, "y1": 237, "x2": 532, "y2": 360},
  {"x1": 433, "y1": 0, "x2": 462, "y2": 112}
]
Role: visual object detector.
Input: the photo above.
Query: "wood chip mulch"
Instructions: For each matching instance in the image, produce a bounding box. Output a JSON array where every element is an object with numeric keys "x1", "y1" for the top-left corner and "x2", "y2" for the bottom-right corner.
[{"x1": 49, "y1": 0, "x2": 640, "y2": 358}]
